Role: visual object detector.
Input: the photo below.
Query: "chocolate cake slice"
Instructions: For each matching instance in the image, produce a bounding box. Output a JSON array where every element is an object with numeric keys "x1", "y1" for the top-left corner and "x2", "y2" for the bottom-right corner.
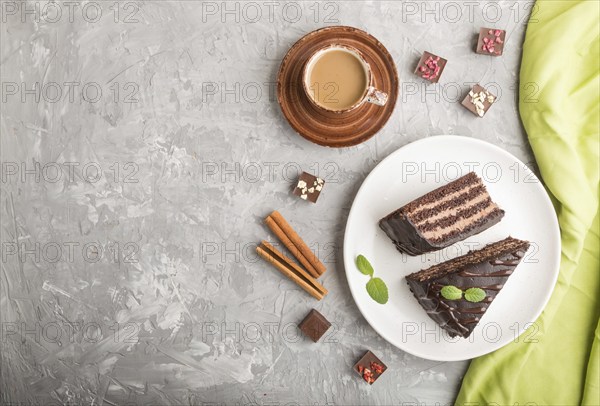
[
  {"x1": 379, "y1": 172, "x2": 504, "y2": 256},
  {"x1": 405, "y1": 237, "x2": 530, "y2": 338}
]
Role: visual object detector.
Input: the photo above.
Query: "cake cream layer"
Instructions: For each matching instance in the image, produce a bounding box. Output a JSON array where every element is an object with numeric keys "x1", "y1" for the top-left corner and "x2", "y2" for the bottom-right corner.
[
  {"x1": 405, "y1": 237, "x2": 530, "y2": 338},
  {"x1": 379, "y1": 172, "x2": 505, "y2": 255}
]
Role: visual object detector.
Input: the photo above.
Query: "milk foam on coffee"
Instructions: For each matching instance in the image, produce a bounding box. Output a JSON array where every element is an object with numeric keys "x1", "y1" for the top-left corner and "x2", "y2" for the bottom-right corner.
[{"x1": 308, "y1": 49, "x2": 368, "y2": 111}]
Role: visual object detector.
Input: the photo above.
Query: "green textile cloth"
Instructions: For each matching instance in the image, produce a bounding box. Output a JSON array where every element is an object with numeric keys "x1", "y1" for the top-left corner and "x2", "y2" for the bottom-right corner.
[{"x1": 456, "y1": 1, "x2": 600, "y2": 405}]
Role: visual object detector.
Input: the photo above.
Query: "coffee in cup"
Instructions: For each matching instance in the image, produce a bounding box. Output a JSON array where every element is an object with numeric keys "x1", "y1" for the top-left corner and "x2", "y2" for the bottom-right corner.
[{"x1": 303, "y1": 45, "x2": 388, "y2": 113}]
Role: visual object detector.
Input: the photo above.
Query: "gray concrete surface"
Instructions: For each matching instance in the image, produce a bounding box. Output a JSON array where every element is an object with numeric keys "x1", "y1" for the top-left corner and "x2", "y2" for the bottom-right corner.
[{"x1": 1, "y1": 1, "x2": 535, "y2": 404}]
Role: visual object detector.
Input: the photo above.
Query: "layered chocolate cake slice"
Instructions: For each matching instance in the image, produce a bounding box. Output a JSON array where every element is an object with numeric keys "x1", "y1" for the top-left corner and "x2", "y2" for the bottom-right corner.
[
  {"x1": 379, "y1": 172, "x2": 504, "y2": 256},
  {"x1": 405, "y1": 237, "x2": 530, "y2": 338}
]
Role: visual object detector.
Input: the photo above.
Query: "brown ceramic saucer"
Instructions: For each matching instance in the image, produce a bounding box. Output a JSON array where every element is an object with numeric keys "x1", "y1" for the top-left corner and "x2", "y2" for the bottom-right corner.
[{"x1": 277, "y1": 26, "x2": 398, "y2": 148}]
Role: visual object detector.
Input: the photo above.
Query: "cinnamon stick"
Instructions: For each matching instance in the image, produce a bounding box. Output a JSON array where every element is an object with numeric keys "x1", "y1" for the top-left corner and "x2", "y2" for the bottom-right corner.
[
  {"x1": 261, "y1": 240, "x2": 327, "y2": 296},
  {"x1": 257, "y1": 241, "x2": 327, "y2": 300},
  {"x1": 264, "y1": 216, "x2": 320, "y2": 279},
  {"x1": 267, "y1": 210, "x2": 327, "y2": 277}
]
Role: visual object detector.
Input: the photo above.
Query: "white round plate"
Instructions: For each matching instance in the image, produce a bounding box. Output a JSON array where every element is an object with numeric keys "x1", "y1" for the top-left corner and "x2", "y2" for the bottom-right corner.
[{"x1": 343, "y1": 135, "x2": 561, "y2": 361}]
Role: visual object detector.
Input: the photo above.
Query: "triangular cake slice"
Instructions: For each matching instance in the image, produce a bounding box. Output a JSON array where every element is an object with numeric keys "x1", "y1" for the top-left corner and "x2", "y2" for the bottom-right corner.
[
  {"x1": 379, "y1": 172, "x2": 505, "y2": 256},
  {"x1": 405, "y1": 237, "x2": 530, "y2": 338}
]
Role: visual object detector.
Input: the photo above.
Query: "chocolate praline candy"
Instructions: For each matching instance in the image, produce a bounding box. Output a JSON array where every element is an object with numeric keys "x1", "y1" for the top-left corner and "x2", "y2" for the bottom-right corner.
[
  {"x1": 414, "y1": 51, "x2": 447, "y2": 83},
  {"x1": 353, "y1": 350, "x2": 387, "y2": 384},
  {"x1": 461, "y1": 84, "x2": 496, "y2": 117},
  {"x1": 476, "y1": 27, "x2": 506, "y2": 56},
  {"x1": 298, "y1": 309, "x2": 331, "y2": 343},
  {"x1": 293, "y1": 171, "x2": 324, "y2": 203}
]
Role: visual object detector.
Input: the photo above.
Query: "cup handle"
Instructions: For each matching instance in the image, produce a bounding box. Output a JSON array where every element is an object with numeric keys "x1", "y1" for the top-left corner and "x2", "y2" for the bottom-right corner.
[{"x1": 366, "y1": 86, "x2": 388, "y2": 106}]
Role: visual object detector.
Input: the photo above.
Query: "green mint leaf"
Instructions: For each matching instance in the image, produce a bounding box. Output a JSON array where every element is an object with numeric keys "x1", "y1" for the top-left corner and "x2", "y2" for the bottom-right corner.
[
  {"x1": 366, "y1": 277, "x2": 389, "y2": 304},
  {"x1": 440, "y1": 285, "x2": 463, "y2": 300},
  {"x1": 355, "y1": 255, "x2": 388, "y2": 304},
  {"x1": 356, "y1": 254, "x2": 374, "y2": 277},
  {"x1": 464, "y1": 287, "x2": 486, "y2": 303}
]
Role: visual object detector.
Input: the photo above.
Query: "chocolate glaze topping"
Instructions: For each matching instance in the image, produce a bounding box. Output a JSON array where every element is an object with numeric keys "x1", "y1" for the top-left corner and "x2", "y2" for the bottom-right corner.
[{"x1": 405, "y1": 237, "x2": 530, "y2": 338}]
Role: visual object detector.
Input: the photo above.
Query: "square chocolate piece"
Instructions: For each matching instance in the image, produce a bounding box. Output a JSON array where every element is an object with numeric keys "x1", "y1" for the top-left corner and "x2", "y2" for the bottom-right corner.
[
  {"x1": 414, "y1": 51, "x2": 447, "y2": 83},
  {"x1": 298, "y1": 309, "x2": 331, "y2": 343},
  {"x1": 293, "y1": 172, "x2": 324, "y2": 203},
  {"x1": 461, "y1": 84, "x2": 496, "y2": 117},
  {"x1": 354, "y1": 350, "x2": 387, "y2": 385},
  {"x1": 476, "y1": 28, "x2": 506, "y2": 56}
]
